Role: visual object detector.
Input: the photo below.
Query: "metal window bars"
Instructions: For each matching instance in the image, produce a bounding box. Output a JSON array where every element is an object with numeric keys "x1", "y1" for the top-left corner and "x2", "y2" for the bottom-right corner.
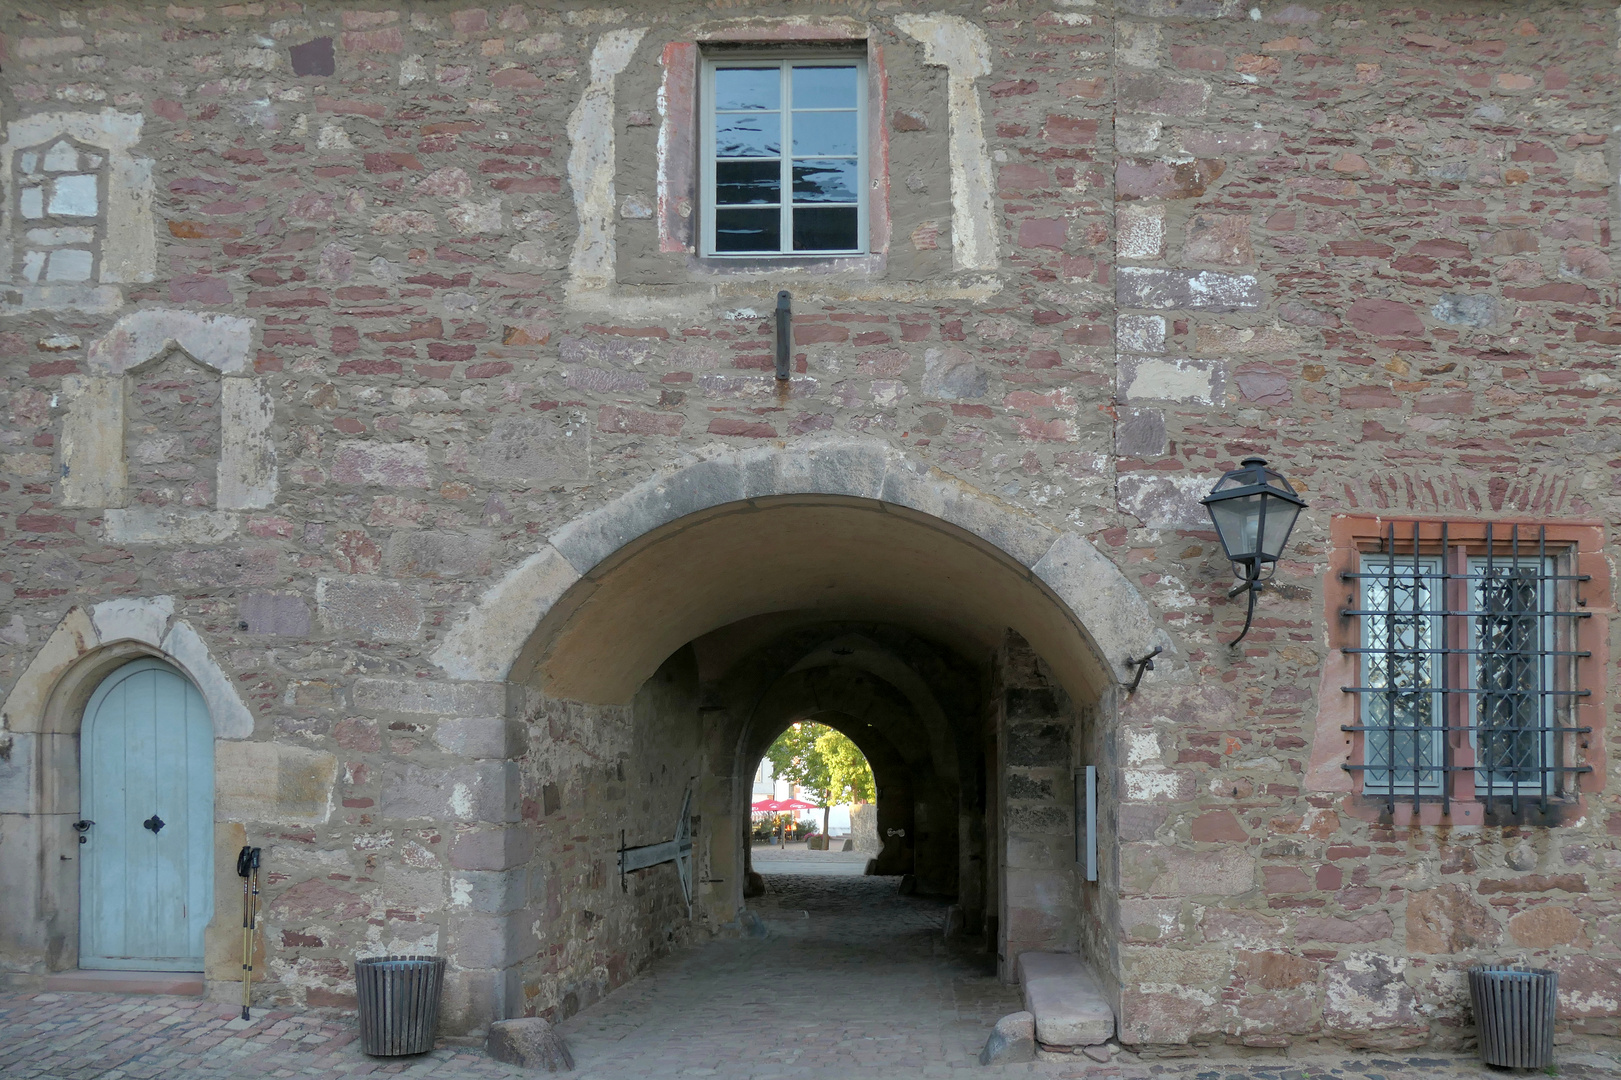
[{"x1": 1339, "y1": 522, "x2": 1593, "y2": 817}]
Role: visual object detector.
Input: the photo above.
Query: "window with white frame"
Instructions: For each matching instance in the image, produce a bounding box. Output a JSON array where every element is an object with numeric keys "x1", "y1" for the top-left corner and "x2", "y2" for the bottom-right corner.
[
  {"x1": 1344, "y1": 523, "x2": 1591, "y2": 816},
  {"x1": 701, "y1": 53, "x2": 867, "y2": 256}
]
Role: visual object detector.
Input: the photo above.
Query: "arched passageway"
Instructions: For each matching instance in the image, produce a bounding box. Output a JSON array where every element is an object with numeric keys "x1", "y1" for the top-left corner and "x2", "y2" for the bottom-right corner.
[{"x1": 433, "y1": 442, "x2": 1167, "y2": 1029}]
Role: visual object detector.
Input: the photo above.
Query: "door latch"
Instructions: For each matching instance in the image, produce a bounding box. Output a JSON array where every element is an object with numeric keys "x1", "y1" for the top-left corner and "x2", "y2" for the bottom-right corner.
[
  {"x1": 72, "y1": 819, "x2": 93, "y2": 845},
  {"x1": 143, "y1": 814, "x2": 165, "y2": 835}
]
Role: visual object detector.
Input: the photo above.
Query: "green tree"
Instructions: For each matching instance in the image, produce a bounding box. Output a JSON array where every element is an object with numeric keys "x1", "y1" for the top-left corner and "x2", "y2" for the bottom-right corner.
[
  {"x1": 816, "y1": 728, "x2": 875, "y2": 808},
  {"x1": 764, "y1": 722, "x2": 874, "y2": 842}
]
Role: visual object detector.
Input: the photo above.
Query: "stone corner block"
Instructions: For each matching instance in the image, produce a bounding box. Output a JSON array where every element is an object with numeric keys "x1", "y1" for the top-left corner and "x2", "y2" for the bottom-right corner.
[
  {"x1": 215, "y1": 741, "x2": 338, "y2": 824},
  {"x1": 981, "y1": 1010, "x2": 1036, "y2": 1065},
  {"x1": 432, "y1": 546, "x2": 580, "y2": 683},
  {"x1": 486, "y1": 1017, "x2": 574, "y2": 1072},
  {"x1": 1018, "y1": 952, "x2": 1115, "y2": 1048}
]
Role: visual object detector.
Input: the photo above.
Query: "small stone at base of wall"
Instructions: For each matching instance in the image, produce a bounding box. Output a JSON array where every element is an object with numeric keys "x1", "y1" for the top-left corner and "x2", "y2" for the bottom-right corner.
[
  {"x1": 980, "y1": 1011, "x2": 1035, "y2": 1065},
  {"x1": 486, "y1": 1017, "x2": 573, "y2": 1072}
]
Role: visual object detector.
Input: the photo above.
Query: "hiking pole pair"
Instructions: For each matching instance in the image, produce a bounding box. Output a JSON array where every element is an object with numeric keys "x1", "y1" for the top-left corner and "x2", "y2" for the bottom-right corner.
[{"x1": 236, "y1": 845, "x2": 261, "y2": 1020}]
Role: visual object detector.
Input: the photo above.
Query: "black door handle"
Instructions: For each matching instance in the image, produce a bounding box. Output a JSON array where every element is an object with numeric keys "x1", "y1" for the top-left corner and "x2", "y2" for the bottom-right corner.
[
  {"x1": 71, "y1": 819, "x2": 94, "y2": 832},
  {"x1": 143, "y1": 815, "x2": 165, "y2": 834}
]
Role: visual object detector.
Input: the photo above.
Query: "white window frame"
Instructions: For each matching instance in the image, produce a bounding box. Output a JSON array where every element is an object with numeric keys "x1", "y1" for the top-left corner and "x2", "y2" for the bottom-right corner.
[{"x1": 700, "y1": 52, "x2": 868, "y2": 258}]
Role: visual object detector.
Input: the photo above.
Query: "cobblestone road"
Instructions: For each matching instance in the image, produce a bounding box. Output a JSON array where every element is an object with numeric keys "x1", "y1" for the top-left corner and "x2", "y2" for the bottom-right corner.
[{"x1": 2, "y1": 873, "x2": 1617, "y2": 1079}]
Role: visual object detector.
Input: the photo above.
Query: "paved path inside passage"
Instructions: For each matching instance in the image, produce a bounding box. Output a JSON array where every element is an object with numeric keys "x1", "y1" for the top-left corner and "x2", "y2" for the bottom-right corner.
[
  {"x1": 751, "y1": 840, "x2": 870, "y2": 876},
  {"x1": 1, "y1": 874, "x2": 1618, "y2": 1079}
]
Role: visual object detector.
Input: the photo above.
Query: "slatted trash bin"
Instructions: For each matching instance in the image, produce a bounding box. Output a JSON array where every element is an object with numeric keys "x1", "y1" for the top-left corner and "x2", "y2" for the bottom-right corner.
[
  {"x1": 1468, "y1": 965, "x2": 1557, "y2": 1069},
  {"x1": 355, "y1": 955, "x2": 446, "y2": 1056}
]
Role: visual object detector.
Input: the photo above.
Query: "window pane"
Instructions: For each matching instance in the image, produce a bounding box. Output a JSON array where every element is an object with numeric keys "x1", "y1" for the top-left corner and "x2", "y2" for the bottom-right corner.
[
  {"x1": 716, "y1": 160, "x2": 781, "y2": 205},
  {"x1": 792, "y1": 161, "x2": 858, "y2": 204},
  {"x1": 791, "y1": 65, "x2": 858, "y2": 109},
  {"x1": 792, "y1": 206, "x2": 857, "y2": 251},
  {"x1": 791, "y1": 111, "x2": 857, "y2": 157},
  {"x1": 715, "y1": 208, "x2": 780, "y2": 252},
  {"x1": 715, "y1": 113, "x2": 780, "y2": 158},
  {"x1": 1475, "y1": 566, "x2": 1542, "y2": 785},
  {"x1": 1362, "y1": 560, "x2": 1443, "y2": 791},
  {"x1": 714, "y1": 67, "x2": 779, "y2": 111}
]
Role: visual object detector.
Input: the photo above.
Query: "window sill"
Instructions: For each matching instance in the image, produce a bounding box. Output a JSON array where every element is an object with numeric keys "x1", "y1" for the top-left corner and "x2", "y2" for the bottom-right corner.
[
  {"x1": 1347, "y1": 791, "x2": 1582, "y2": 828},
  {"x1": 685, "y1": 251, "x2": 884, "y2": 277}
]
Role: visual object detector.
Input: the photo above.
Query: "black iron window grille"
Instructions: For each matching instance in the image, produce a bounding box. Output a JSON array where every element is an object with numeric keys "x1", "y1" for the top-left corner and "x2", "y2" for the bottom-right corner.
[{"x1": 1340, "y1": 522, "x2": 1592, "y2": 817}]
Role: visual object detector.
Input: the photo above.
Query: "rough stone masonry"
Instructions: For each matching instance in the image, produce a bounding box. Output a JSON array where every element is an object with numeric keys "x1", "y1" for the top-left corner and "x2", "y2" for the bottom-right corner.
[{"x1": 0, "y1": 0, "x2": 1618, "y2": 1057}]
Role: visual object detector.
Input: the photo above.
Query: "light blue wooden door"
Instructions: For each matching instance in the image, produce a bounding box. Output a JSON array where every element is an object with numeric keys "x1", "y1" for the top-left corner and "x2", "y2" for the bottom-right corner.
[{"x1": 80, "y1": 658, "x2": 214, "y2": 971}]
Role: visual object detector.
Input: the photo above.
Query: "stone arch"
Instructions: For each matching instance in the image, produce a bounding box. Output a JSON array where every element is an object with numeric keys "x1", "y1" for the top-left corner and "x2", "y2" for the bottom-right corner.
[
  {"x1": 434, "y1": 438, "x2": 1174, "y2": 703},
  {"x1": 61, "y1": 309, "x2": 274, "y2": 515},
  {"x1": 1, "y1": 597, "x2": 253, "y2": 738}
]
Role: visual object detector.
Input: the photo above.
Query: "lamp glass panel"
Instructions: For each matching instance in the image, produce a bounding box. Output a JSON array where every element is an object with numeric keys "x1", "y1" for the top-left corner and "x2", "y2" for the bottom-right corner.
[
  {"x1": 1209, "y1": 493, "x2": 1264, "y2": 561},
  {"x1": 1259, "y1": 496, "x2": 1302, "y2": 559}
]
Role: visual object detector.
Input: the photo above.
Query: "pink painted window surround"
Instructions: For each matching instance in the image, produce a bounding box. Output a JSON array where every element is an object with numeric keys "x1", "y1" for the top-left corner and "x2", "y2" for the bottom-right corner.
[
  {"x1": 1311, "y1": 515, "x2": 1609, "y2": 829},
  {"x1": 657, "y1": 26, "x2": 890, "y2": 274}
]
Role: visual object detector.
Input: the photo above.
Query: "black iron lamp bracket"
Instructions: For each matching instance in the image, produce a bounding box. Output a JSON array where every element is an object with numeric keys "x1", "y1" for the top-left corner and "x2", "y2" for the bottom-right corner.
[
  {"x1": 1122, "y1": 646, "x2": 1163, "y2": 693},
  {"x1": 1228, "y1": 575, "x2": 1262, "y2": 647}
]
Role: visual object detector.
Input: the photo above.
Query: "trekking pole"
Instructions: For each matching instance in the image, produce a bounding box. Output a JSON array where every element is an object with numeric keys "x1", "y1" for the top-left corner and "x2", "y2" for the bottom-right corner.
[{"x1": 237, "y1": 845, "x2": 262, "y2": 1020}]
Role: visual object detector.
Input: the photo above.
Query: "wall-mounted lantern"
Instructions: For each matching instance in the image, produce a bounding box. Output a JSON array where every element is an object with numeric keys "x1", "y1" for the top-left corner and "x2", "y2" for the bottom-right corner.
[{"x1": 1200, "y1": 457, "x2": 1307, "y2": 647}]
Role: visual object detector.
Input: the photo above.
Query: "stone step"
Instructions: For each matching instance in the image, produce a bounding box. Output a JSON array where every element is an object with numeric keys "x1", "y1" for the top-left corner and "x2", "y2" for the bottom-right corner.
[
  {"x1": 44, "y1": 970, "x2": 204, "y2": 996},
  {"x1": 1016, "y1": 952, "x2": 1114, "y2": 1048}
]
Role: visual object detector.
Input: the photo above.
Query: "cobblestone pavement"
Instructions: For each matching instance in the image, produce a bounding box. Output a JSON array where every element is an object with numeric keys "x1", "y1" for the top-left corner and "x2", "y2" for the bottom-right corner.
[
  {"x1": 0, "y1": 991, "x2": 527, "y2": 1079},
  {"x1": 2, "y1": 875, "x2": 1618, "y2": 1079}
]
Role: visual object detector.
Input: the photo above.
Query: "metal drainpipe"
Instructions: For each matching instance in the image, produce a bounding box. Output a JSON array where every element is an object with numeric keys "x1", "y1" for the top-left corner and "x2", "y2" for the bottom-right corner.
[{"x1": 774, "y1": 290, "x2": 791, "y2": 381}]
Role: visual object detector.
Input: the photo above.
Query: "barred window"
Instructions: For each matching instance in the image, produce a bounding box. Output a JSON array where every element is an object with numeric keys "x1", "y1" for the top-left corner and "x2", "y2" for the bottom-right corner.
[{"x1": 1342, "y1": 522, "x2": 1592, "y2": 818}]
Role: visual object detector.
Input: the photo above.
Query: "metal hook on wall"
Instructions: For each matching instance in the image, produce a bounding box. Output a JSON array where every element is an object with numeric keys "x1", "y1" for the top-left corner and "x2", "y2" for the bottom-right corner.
[{"x1": 1122, "y1": 646, "x2": 1162, "y2": 694}]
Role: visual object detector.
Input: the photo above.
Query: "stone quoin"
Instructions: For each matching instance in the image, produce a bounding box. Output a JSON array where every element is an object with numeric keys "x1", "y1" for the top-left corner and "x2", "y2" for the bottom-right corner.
[{"x1": 0, "y1": 0, "x2": 1617, "y2": 1058}]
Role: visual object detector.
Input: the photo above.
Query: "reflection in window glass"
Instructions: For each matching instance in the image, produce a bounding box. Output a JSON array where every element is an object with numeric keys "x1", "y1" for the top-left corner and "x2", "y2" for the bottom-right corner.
[{"x1": 706, "y1": 57, "x2": 864, "y2": 256}]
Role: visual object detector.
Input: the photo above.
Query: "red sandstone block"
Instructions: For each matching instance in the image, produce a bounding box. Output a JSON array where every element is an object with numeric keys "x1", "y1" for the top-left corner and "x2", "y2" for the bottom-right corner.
[
  {"x1": 599, "y1": 406, "x2": 684, "y2": 436},
  {"x1": 1190, "y1": 811, "x2": 1246, "y2": 842},
  {"x1": 365, "y1": 152, "x2": 423, "y2": 173},
  {"x1": 451, "y1": 8, "x2": 489, "y2": 33},
  {"x1": 794, "y1": 324, "x2": 847, "y2": 345},
  {"x1": 1042, "y1": 114, "x2": 1098, "y2": 146},
  {"x1": 338, "y1": 359, "x2": 403, "y2": 376},
  {"x1": 492, "y1": 67, "x2": 547, "y2": 91},
  {"x1": 17, "y1": 513, "x2": 74, "y2": 532},
  {"x1": 368, "y1": 319, "x2": 444, "y2": 342},
  {"x1": 1171, "y1": 45, "x2": 1226, "y2": 70},
  {"x1": 1019, "y1": 218, "x2": 1068, "y2": 249},
  {"x1": 341, "y1": 28, "x2": 404, "y2": 54},
  {"x1": 989, "y1": 79, "x2": 1038, "y2": 97},
  {"x1": 708, "y1": 417, "x2": 777, "y2": 438},
  {"x1": 1345, "y1": 298, "x2": 1423, "y2": 335},
  {"x1": 1340, "y1": 387, "x2": 1400, "y2": 408},
  {"x1": 317, "y1": 96, "x2": 386, "y2": 118},
  {"x1": 999, "y1": 164, "x2": 1047, "y2": 193},
  {"x1": 428, "y1": 343, "x2": 478, "y2": 362},
  {"x1": 170, "y1": 276, "x2": 232, "y2": 304},
  {"x1": 1262, "y1": 866, "x2": 1312, "y2": 893},
  {"x1": 1015, "y1": 417, "x2": 1072, "y2": 442},
  {"x1": 247, "y1": 288, "x2": 328, "y2": 309},
  {"x1": 464, "y1": 362, "x2": 512, "y2": 379},
  {"x1": 1507, "y1": 282, "x2": 1599, "y2": 303}
]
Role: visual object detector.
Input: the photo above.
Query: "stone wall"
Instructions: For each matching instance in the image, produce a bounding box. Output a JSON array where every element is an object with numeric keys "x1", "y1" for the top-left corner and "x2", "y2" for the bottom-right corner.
[{"x1": 0, "y1": 0, "x2": 1617, "y2": 1050}]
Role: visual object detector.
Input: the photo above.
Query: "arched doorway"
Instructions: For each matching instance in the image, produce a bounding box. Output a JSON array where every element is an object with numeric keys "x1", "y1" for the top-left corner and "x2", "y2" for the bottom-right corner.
[
  {"x1": 434, "y1": 440, "x2": 1168, "y2": 1026},
  {"x1": 79, "y1": 658, "x2": 214, "y2": 971}
]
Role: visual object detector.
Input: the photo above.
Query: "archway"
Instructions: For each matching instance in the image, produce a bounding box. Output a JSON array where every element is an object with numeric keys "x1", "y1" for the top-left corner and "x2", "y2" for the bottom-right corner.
[{"x1": 434, "y1": 440, "x2": 1167, "y2": 1025}]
